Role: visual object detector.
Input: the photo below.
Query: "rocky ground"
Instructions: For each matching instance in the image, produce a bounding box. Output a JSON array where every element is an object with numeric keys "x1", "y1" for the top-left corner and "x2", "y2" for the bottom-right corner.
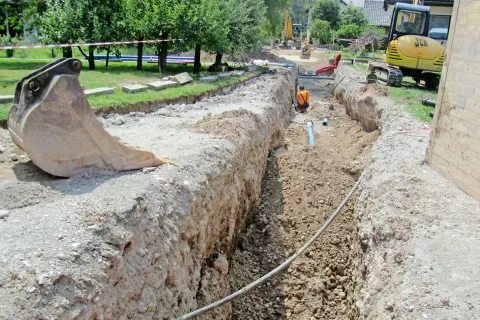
[
  {"x1": 335, "y1": 65, "x2": 480, "y2": 320},
  {"x1": 0, "y1": 69, "x2": 296, "y2": 320},
  {"x1": 228, "y1": 51, "x2": 378, "y2": 320}
]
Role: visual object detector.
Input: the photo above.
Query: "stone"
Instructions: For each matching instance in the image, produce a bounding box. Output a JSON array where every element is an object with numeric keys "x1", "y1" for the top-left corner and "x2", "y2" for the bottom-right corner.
[
  {"x1": 312, "y1": 281, "x2": 325, "y2": 294},
  {"x1": 147, "y1": 80, "x2": 180, "y2": 91},
  {"x1": 0, "y1": 145, "x2": 5, "y2": 153},
  {"x1": 212, "y1": 254, "x2": 229, "y2": 274},
  {"x1": 183, "y1": 180, "x2": 192, "y2": 192},
  {"x1": 143, "y1": 167, "x2": 156, "y2": 173},
  {"x1": 0, "y1": 210, "x2": 10, "y2": 219},
  {"x1": 336, "y1": 264, "x2": 346, "y2": 275},
  {"x1": 56, "y1": 253, "x2": 68, "y2": 260},
  {"x1": 338, "y1": 292, "x2": 346, "y2": 299},
  {"x1": 245, "y1": 64, "x2": 258, "y2": 72},
  {"x1": 84, "y1": 87, "x2": 115, "y2": 97},
  {"x1": 25, "y1": 286, "x2": 37, "y2": 293},
  {"x1": 172, "y1": 72, "x2": 193, "y2": 84},
  {"x1": 217, "y1": 72, "x2": 232, "y2": 78},
  {"x1": 232, "y1": 70, "x2": 245, "y2": 76},
  {"x1": 0, "y1": 95, "x2": 14, "y2": 104},
  {"x1": 199, "y1": 76, "x2": 218, "y2": 83},
  {"x1": 38, "y1": 274, "x2": 49, "y2": 286},
  {"x1": 122, "y1": 84, "x2": 149, "y2": 93},
  {"x1": 339, "y1": 276, "x2": 348, "y2": 284},
  {"x1": 9, "y1": 153, "x2": 18, "y2": 161}
]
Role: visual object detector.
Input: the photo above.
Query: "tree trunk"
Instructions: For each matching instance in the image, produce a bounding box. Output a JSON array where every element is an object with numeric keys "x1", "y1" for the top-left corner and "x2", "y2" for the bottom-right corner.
[
  {"x1": 62, "y1": 47, "x2": 73, "y2": 58},
  {"x1": 78, "y1": 46, "x2": 88, "y2": 59},
  {"x1": 193, "y1": 43, "x2": 201, "y2": 74},
  {"x1": 137, "y1": 40, "x2": 143, "y2": 70},
  {"x1": 159, "y1": 32, "x2": 168, "y2": 74},
  {"x1": 215, "y1": 53, "x2": 223, "y2": 65},
  {"x1": 271, "y1": 32, "x2": 275, "y2": 48},
  {"x1": 106, "y1": 48, "x2": 110, "y2": 68},
  {"x1": 88, "y1": 46, "x2": 95, "y2": 70}
]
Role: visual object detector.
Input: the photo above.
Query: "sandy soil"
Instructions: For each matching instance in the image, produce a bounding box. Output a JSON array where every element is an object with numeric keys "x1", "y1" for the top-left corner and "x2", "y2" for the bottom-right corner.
[{"x1": 228, "y1": 50, "x2": 378, "y2": 319}]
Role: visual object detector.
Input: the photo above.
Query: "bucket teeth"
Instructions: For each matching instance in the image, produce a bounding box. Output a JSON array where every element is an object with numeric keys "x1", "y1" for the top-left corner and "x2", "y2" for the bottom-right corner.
[{"x1": 7, "y1": 58, "x2": 170, "y2": 177}]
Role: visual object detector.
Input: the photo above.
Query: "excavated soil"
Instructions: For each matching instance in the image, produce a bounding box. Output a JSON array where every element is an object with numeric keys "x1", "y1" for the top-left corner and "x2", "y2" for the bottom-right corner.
[{"x1": 228, "y1": 51, "x2": 378, "y2": 320}]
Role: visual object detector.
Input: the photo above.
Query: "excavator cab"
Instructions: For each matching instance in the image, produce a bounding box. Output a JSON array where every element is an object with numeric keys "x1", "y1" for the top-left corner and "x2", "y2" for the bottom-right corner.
[
  {"x1": 368, "y1": 3, "x2": 445, "y2": 90},
  {"x1": 388, "y1": 3, "x2": 430, "y2": 42}
]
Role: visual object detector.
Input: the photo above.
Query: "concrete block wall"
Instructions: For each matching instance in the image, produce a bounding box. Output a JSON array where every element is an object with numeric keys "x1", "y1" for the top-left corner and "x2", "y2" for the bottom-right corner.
[{"x1": 426, "y1": 0, "x2": 480, "y2": 201}]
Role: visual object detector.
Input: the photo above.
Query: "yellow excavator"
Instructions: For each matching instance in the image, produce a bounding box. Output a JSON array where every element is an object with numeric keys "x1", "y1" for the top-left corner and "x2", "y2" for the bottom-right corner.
[
  {"x1": 281, "y1": 11, "x2": 302, "y2": 50},
  {"x1": 368, "y1": 3, "x2": 445, "y2": 89},
  {"x1": 8, "y1": 58, "x2": 170, "y2": 177}
]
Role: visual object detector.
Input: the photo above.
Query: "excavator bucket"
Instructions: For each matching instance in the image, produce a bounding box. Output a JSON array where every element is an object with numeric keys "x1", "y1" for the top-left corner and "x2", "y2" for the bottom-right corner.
[{"x1": 7, "y1": 58, "x2": 169, "y2": 177}]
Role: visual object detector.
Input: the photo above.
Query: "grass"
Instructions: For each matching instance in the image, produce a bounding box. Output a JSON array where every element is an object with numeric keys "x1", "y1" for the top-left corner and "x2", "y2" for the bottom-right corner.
[
  {"x1": 324, "y1": 50, "x2": 385, "y2": 60},
  {"x1": 87, "y1": 70, "x2": 262, "y2": 108},
  {"x1": 389, "y1": 84, "x2": 438, "y2": 123},
  {"x1": 345, "y1": 60, "x2": 438, "y2": 123},
  {"x1": 0, "y1": 59, "x2": 217, "y2": 95},
  {"x1": 0, "y1": 58, "x2": 263, "y2": 120}
]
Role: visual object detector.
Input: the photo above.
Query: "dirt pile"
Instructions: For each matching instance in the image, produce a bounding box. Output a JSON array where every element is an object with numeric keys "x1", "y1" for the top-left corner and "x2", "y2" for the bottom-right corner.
[
  {"x1": 335, "y1": 65, "x2": 480, "y2": 319},
  {"x1": 0, "y1": 68, "x2": 295, "y2": 320},
  {"x1": 229, "y1": 98, "x2": 379, "y2": 319}
]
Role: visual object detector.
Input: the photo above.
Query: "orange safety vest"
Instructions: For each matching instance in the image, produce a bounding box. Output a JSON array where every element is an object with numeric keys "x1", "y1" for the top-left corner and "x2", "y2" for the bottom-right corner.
[{"x1": 297, "y1": 90, "x2": 310, "y2": 105}]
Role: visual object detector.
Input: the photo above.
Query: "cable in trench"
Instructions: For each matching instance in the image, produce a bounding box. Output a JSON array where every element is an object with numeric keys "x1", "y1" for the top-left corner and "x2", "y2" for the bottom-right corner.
[{"x1": 176, "y1": 175, "x2": 363, "y2": 320}]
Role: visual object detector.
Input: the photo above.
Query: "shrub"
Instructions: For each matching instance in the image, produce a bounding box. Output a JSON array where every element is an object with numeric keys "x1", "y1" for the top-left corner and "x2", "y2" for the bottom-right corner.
[{"x1": 0, "y1": 35, "x2": 20, "y2": 58}]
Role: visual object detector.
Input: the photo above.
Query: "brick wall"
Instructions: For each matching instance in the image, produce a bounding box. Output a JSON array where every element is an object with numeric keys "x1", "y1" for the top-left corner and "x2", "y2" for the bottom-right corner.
[{"x1": 426, "y1": 0, "x2": 480, "y2": 201}]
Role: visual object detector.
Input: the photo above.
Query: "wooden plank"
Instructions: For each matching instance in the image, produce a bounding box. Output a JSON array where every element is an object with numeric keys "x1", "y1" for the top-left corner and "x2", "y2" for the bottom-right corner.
[{"x1": 442, "y1": 90, "x2": 480, "y2": 115}]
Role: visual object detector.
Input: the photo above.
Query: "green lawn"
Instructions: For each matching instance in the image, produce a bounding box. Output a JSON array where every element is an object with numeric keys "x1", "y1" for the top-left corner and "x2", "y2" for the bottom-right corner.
[
  {"x1": 0, "y1": 58, "x2": 262, "y2": 120},
  {"x1": 345, "y1": 63, "x2": 437, "y2": 123},
  {"x1": 389, "y1": 84, "x2": 437, "y2": 123}
]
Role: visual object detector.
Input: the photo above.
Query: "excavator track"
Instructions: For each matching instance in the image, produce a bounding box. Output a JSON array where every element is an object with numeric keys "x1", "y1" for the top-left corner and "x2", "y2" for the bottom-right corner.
[
  {"x1": 7, "y1": 58, "x2": 172, "y2": 177},
  {"x1": 370, "y1": 65, "x2": 403, "y2": 87}
]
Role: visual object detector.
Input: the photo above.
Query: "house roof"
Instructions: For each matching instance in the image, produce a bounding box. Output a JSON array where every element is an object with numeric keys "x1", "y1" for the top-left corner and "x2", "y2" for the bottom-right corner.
[
  {"x1": 383, "y1": 0, "x2": 454, "y2": 10},
  {"x1": 365, "y1": 0, "x2": 392, "y2": 26}
]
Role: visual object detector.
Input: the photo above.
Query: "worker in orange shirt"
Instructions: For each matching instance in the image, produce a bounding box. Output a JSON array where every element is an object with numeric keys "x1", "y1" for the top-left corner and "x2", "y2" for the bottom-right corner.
[{"x1": 296, "y1": 86, "x2": 310, "y2": 113}]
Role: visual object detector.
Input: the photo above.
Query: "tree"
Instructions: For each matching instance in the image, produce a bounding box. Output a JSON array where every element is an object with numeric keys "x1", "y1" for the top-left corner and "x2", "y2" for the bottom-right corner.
[
  {"x1": 264, "y1": 0, "x2": 291, "y2": 48},
  {"x1": 341, "y1": 5, "x2": 368, "y2": 27},
  {"x1": 121, "y1": 0, "x2": 151, "y2": 70},
  {"x1": 314, "y1": 0, "x2": 340, "y2": 29},
  {"x1": 311, "y1": 19, "x2": 331, "y2": 44},
  {"x1": 209, "y1": 0, "x2": 266, "y2": 68},
  {"x1": 336, "y1": 24, "x2": 362, "y2": 38},
  {"x1": 178, "y1": 0, "x2": 227, "y2": 74},
  {"x1": 141, "y1": 0, "x2": 184, "y2": 73}
]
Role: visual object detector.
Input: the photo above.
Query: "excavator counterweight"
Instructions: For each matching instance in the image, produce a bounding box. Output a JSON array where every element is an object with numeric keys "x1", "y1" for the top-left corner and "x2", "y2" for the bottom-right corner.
[{"x1": 8, "y1": 58, "x2": 169, "y2": 177}]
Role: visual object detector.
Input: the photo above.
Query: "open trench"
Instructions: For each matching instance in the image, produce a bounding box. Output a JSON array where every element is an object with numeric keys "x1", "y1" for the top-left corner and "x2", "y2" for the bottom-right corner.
[
  {"x1": 0, "y1": 60, "x2": 383, "y2": 320},
  {"x1": 227, "y1": 70, "x2": 380, "y2": 320}
]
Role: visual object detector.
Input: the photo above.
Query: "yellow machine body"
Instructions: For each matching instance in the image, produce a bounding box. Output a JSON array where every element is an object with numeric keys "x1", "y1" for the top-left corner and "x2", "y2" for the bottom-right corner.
[{"x1": 386, "y1": 35, "x2": 445, "y2": 72}]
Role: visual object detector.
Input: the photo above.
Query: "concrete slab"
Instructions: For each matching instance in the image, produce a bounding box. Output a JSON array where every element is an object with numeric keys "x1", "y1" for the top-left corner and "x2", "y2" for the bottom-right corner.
[
  {"x1": 217, "y1": 72, "x2": 233, "y2": 78},
  {"x1": 122, "y1": 84, "x2": 149, "y2": 93},
  {"x1": 172, "y1": 72, "x2": 193, "y2": 84},
  {"x1": 84, "y1": 87, "x2": 115, "y2": 97},
  {"x1": 199, "y1": 76, "x2": 218, "y2": 83},
  {"x1": 0, "y1": 95, "x2": 14, "y2": 104},
  {"x1": 147, "y1": 80, "x2": 180, "y2": 91},
  {"x1": 232, "y1": 70, "x2": 245, "y2": 76},
  {"x1": 245, "y1": 65, "x2": 258, "y2": 72}
]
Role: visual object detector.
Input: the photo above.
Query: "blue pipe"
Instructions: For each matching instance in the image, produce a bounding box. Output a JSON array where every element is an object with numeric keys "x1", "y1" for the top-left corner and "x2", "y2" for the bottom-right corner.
[{"x1": 306, "y1": 120, "x2": 315, "y2": 146}]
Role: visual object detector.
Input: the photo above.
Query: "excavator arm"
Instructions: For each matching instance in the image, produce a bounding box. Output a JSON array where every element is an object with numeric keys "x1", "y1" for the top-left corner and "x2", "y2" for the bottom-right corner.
[{"x1": 8, "y1": 58, "x2": 170, "y2": 177}]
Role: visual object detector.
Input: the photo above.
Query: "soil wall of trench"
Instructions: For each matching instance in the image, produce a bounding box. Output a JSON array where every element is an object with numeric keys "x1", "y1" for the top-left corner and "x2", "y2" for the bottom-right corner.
[
  {"x1": 0, "y1": 69, "x2": 296, "y2": 319},
  {"x1": 333, "y1": 65, "x2": 480, "y2": 320}
]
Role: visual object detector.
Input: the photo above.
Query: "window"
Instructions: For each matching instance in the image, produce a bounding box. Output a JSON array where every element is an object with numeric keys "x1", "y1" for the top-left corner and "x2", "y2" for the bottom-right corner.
[
  {"x1": 429, "y1": 15, "x2": 451, "y2": 40},
  {"x1": 395, "y1": 10, "x2": 427, "y2": 35}
]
